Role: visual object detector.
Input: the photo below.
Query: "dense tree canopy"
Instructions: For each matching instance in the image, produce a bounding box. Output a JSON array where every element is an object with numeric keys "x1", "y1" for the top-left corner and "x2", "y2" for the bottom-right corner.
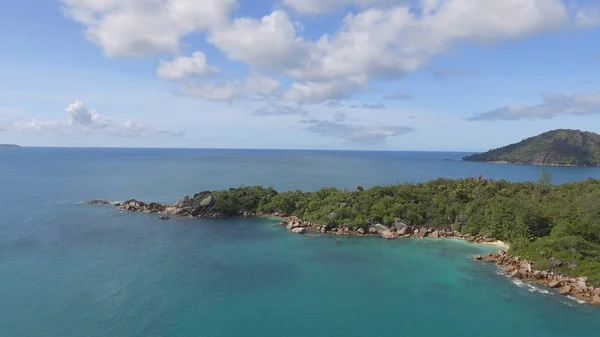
[
  {"x1": 192, "y1": 177, "x2": 600, "y2": 285},
  {"x1": 464, "y1": 129, "x2": 600, "y2": 166}
]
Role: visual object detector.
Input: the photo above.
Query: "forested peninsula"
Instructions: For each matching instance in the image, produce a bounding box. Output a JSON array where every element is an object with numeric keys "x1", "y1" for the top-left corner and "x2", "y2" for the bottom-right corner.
[
  {"x1": 463, "y1": 129, "x2": 600, "y2": 166},
  {"x1": 87, "y1": 176, "x2": 600, "y2": 306}
]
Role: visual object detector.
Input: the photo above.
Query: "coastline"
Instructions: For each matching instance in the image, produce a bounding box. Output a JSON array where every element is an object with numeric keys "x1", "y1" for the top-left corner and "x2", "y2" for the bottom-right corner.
[
  {"x1": 84, "y1": 198, "x2": 599, "y2": 307},
  {"x1": 462, "y1": 160, "x2": 591, "y2": 167}
]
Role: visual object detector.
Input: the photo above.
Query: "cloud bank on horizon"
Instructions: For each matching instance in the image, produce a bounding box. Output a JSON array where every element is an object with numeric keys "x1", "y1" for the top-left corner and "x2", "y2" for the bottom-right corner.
[{"x1": 2, "y1": 0, "x2": 600, "y2": 149}]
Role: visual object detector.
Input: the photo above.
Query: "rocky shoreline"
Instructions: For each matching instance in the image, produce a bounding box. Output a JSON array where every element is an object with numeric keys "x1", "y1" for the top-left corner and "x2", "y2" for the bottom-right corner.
[{"x1": 84, "y1": 197, "x2": 600, "y2": 307}]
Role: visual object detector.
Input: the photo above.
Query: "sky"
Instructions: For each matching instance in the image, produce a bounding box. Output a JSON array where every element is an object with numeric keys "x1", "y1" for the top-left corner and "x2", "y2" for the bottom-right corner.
[{"x1": 0, "y1": 0, "x2": 599, "y2": 151}]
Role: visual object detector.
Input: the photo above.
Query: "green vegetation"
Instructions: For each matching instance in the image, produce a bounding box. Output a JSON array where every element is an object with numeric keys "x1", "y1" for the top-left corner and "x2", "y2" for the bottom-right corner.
[
  {"x1": 463, "y1": 129, "x2": 600, "y2": 166},
  {"x1": 194, "y1": 175, "x2": 600, "y2": 285}
]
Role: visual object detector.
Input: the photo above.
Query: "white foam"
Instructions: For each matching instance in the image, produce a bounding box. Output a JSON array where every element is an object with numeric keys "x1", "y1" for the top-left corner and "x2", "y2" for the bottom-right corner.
[{"x1": 567, "y1": 296, "x2": 587, "y2": 304}]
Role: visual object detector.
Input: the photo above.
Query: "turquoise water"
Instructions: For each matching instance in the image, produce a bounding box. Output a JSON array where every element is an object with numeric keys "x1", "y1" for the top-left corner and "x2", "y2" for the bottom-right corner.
[{"x1": 1, "y1": 148, "x2": 600, "y2": 337}]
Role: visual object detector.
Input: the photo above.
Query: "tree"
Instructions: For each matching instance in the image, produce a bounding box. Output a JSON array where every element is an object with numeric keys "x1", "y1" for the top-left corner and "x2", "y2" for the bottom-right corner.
[{"x1": 538, "y1": 168, "x2": 552, "y2": 185}]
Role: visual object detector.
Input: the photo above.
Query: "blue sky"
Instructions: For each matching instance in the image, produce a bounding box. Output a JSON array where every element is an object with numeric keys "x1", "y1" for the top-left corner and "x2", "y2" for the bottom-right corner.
[{"x1": 0, "y1": 0, "x2": 599, "y2": 151}]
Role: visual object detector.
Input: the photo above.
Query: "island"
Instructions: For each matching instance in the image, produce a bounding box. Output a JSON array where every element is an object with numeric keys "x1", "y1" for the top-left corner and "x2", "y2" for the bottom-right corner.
[
  {"x1": 0, "y1": 144, "x2": 20, "y2": 148},
  {"x1": 463, "y1": 129, "x2": 600, "y2": 166},
  {"x1": 86, "y1": 177, "x2": 600, "y2": 306}
]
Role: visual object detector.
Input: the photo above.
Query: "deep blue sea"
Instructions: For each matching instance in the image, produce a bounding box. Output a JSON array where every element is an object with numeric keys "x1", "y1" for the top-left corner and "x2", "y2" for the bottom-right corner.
[{"x1": 2, "y1": 148, "x2": 600, "y2": 337}]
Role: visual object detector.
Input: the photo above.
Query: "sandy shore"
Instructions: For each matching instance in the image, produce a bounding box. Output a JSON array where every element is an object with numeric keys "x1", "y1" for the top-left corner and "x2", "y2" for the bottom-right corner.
[{"x1": 479, "y1": 240, "x2": 509, "y2": 250}]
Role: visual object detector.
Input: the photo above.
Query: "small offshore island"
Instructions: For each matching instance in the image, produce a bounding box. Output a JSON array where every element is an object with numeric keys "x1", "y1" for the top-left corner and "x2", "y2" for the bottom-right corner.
[
  {"x1": 464, "y1": 129, "x2": 600, "y2": 166},
  {"x1": 0, "y1": 144, "x2": 20, "y2": 148},
  {"x1": 87, "y1": 176, "x2": 600, "y2": 307}
]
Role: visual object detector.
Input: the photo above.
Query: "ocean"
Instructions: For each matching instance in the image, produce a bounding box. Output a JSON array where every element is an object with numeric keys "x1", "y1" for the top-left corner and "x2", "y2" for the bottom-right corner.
[{"x1": 1, "y1": 148, "x2": 600, "y2": 337}]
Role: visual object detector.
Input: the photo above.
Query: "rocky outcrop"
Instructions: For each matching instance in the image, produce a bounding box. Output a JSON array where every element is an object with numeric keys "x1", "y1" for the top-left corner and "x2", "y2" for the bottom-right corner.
[
  {"x1": 116, "y1": 199, "x2": 167, "y2": 213},
  {"x1": 199, "y1": 195, "x2": 215, "y2": 208},
  {"x1": 373, "y1": 224, "x2": 396, "y2": 239},
  {"x1": 474, "y1": 251, "x2": 600, "y2": 307},
  {"x1": 417, "y1": 227, "x2": 428, "y2": 238},
  {"x1": 83, "y1": 200, "x2": 115, "y2": 206},
  {"x1": 394, "y1": 220, "x2": 413, "y2": 235}
]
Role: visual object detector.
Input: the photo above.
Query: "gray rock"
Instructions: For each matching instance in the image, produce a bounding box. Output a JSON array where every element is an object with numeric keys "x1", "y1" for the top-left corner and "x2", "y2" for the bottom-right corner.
[
  {"x1": 158, "y1": 215, "x2": 170, "y2": 220},
  {"x1": 417, "y1": 227, "x2": 428, "y2": 238},
  {"x1": 340, "y1": 203, "x2": 348, "y2": 208},
  {"x1": 373, "y1": 223, "x2": 396, "y2": 240},
  {"x1": 369, "y1": 226, "x2": 378, "y2": 234},
  {"x1": 548, "y1": 280, "x2": 561, "y2": 288},
  {"x1": 328, "y1": 212, "x2": 338, "y2": 220},
  {"x1": 199, "y1": 195, "x2": 215, "y2": 208},
  {"x1": 567, "y1": 261, "x2": 578, "y2": 270},
  {"x1": 172, "y1": 199, "x2": 193, "y2": 208},
  {"x1": 291, "y1": 228, "x2": 306, "y2": 234},
  {"x1": 357, "y1": 228, "x2": 365, "y2": 234},
  {"x1": 549, "y1": 257, "x2": 563, "y2": 268},
  {"x1": 394, "y1": 220, "x2": 413, "y2": 235},
  {"x1": 429, "y1": 230, "x2": 440, "y2": 239}
]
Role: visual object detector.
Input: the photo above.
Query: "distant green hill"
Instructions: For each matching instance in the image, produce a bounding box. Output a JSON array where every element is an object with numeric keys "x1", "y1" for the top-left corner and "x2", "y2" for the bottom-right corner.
[{"x1": 463, "y1": 129, "x2": 600, "y2": 166}]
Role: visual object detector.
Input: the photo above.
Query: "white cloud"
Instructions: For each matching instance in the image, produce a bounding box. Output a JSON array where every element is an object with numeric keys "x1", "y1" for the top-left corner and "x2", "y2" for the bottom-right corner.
[
  {"x1": 208, "y1": 11, "x2": 308, "y2": 72},
  {"x1": 282, "y1": 0, "x2": 396, "y2": 14},
  {"x1": 288, "y1": 1, "x2": 568, "y2": 83},
  {"x1": 61, "y1": 0, "x2": 593, "y2": 106},
  {"x1": 157, "y1": 52, "x2": 216, "y2": 79},
  {"x1": 302, "y1": 118, "x2": 414, "y2": 144},
  {"x1": 332, "y1": 111, "x2": 346, "y2": 122},
  {"x1": 14, "y1": 101, "x2": 183, "y2": 137},
  {"x1": 245, "y1": 74, "x2": 281, "y2": 95},
  {"x1": 178, "y1": 81, "x2": 241, "y2": 102},
  {"x1": 467, "y1": 90, "x2": 600, "y2": 121},
  {"x1": 282, "y1": 78, "x2": 365, "y2": 104},
  {"x1": 61, "y1": 0, "x2": 238, "y2": 57},
  {"x1": 253, "y1": 104, "x2": 308, "y2": 117},
  {"x1": 575, "y1": 6, "x2": 600, "y2": 28}
]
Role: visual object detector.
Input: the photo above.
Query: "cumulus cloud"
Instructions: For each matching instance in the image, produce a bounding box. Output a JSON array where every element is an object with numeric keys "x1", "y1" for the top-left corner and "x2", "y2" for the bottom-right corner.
[
  {"x1": 383, "y1": 91, "x2": 413, "y2": 100},
  {"x1": 60, "y1": 0, "x2": 238, "y2": 57},
  {"x1": 157, "y1": 52, "x2": 216, "y2": 79},
  {"x1": 467, "y1": 90, "x2": 600, "y2": 121},
  {"x1": 61, "y1": 0, "x2": 594, "y2": 104},
  {"x1": 14, "y1": 101, "x2": 183, "y2": 137},
  {"x1": 177, "y1": 81, "x2": 241, "y2": 102},
  {"x1": 282, "y1": 78, "x2": 365, "y2": 104},
  {"x1": 282, "y1": 0, "x2": 396, "y2": 14},
  {"x1": 302, "y1": 118, "x2": 414, "y2": 144},
  {"x1": 208, "y1": 11, "x2": 308, "y2": 72},
  {"x1": 245, "y1": 74, "x2": 281, "y2": 96}
]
